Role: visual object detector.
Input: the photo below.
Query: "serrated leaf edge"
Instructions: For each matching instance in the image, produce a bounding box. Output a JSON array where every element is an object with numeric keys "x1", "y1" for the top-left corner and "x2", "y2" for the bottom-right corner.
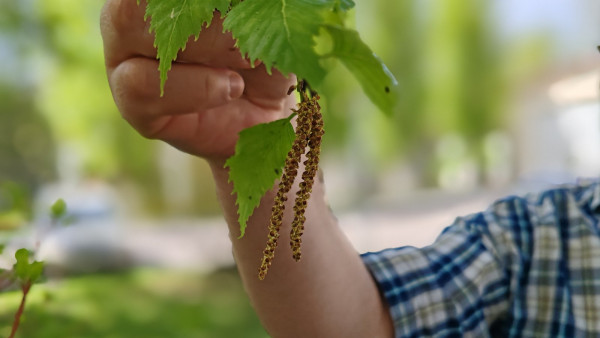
[{"x1": 225, "y1": 113, "x2": 296, "y2": 238}]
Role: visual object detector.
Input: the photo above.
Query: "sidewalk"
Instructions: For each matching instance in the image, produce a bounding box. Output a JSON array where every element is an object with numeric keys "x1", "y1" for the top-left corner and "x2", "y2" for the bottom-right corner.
[{"x1": 35, "y1": 188, "x2": 504, "y2": 273}]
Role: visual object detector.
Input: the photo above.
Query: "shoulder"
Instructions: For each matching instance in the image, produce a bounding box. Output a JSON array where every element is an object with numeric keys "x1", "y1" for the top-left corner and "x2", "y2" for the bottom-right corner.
[
  {"x1": 434, "y1": 179, "x2": 600, "y2": 267},
  {"x1": 453, "y1": 178, "x2": 600, "y2": 236}
]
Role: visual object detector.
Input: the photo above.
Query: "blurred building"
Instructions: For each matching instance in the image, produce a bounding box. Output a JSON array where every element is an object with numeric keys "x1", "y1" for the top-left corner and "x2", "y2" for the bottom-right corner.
[{"x1": 513, "y1": 58, "x2": 599, "y2": 184}]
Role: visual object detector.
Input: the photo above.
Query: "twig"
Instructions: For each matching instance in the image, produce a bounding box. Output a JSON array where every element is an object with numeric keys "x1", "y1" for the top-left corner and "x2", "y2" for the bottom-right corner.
[{"x1": 9, "y1": 282, "x2": 32, "y2": 338}]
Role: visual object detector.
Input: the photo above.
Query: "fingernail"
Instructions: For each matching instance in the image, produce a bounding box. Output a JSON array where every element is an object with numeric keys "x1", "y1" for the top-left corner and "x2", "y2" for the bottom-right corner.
[{"x1": 229, "y1": 73, "x2": 244, "y2": 99}]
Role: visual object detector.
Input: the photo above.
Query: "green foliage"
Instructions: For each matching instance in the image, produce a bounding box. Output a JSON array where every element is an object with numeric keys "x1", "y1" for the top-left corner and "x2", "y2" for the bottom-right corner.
[
  {"x1": 336, "y1": 0, "x2": 355, "y2": 11},
  {"x1": 50, "y1": 198, "x2": 67, "y2": 220},
  {"x1": 145, "y1": 0, "x2": 399, "y2": 235},
  {"x1": 143, "y1": 0, "x2": 231, "y2": 95},
  {"x1": 0, "y1": 198, "x2": 65, "y2": 337},
  {"x1": 0, "y1": 182, "x2": 30, "y2": 230},
  {"x1": 223, "y1": 0, "x2": 332, "y2": 87},
  {"x1": 0, "y1": 182, "x2": 31, "y2": 215},
  {"x1": 0, "y1": 86, "x2": 57, "y2": 197},
  {"x1": 13, "y1": 249, "x2": 44, "y2": 284},
  {"x1": 145, "y1": 0, "x2": 398, "y2": 111},
  {"x1": 0, "y1": 211, "x2": 26, "y2": 231},
  {"x1": 29, "y1": 0, "x2": 173, "y2": 214},
  {"x1": 225, "y1": 116, "x2": 296, "y2": 237},
  {"x1": 323, "y1": 25, "x2": 398, "y2": 115},
  {"x1": 0, "y1": 268, "x2": 268, "y2": 338}
]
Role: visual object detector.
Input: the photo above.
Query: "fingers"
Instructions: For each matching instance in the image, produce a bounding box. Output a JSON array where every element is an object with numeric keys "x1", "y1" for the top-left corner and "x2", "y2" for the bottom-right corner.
[
  {"x1": 109, "y1": 56, "x2": 244, "y2": 137},
  {"x1": 239, "y1": 66, "x2": 297, "y2": 104},
  {"x1": 101, "y1": 0, "x2": 153, "y2": 67},
  {"x1": 101, "y1": 0, "x2": 251, "y2": 69},
  {"x1": 176, "y1": 18, "x2": 252, "y2": 69}
]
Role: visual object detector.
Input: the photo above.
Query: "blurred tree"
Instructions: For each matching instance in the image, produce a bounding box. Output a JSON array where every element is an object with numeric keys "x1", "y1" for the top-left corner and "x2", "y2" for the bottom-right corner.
[
  {"x1": 0, "y1": 86, "x2": 57, "y2": 191},
  {"x1": 422, "y1": 0, "x2": 508, "y2": 186},
  {"x1": 34, "y1": 0, "x2": 175, "y2": 213},
  {"x1": 0, "y1": 92, "x2": 55, "y2": 224},
  {"x1": 321, "y1": 0, "x2": 550, "y2": 196},
  {"x1": 0, "y1": 0, "x2": 57, "y2": 215},
  {"x1": 1, "y1": 0, "x2": 553, "y2": 215}
]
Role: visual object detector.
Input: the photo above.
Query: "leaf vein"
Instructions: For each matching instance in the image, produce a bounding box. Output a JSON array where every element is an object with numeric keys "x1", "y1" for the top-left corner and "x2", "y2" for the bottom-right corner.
[
  {"x1": 167, "y1": 0, "x2": 188, "y2": 60},
  {"x1": 281, "y1": 0, "x2": 291, "y2": 41}
]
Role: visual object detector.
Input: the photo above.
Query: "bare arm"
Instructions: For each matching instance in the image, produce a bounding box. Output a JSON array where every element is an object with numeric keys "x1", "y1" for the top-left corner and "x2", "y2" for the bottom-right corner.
[
  {"x1": 210, "y1": 160, "x2": 393, "y2": 337},
  {"x1": 100, "y1": 1, "x2": 393, "y2": 336}
]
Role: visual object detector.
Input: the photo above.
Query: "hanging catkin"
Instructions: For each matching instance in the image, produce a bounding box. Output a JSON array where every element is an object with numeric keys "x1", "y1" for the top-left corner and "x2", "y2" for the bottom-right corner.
[
  {"x1": 290, "y1": 95, "x2": 323, "y2": 261},
  {"x1": 258, "y1": 93, "x2": 314, "y2": 280}
]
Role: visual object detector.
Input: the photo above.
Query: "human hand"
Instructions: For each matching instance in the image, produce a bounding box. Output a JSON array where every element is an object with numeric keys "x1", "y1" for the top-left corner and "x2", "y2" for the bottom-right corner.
[{"x1": 100, "y1": 0, "x2": 297, "y2": 162}]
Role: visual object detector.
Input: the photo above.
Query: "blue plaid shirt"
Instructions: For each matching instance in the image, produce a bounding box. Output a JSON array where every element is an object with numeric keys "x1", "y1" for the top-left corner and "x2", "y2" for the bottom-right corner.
[{"x1": 361, "y1": 179, "x2": 600, "y2": 337}]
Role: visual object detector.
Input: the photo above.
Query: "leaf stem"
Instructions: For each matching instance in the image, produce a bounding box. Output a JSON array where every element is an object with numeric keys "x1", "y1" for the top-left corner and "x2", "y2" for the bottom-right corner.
[
  {"x1": 297, "y1": 79, "x2": 317, "y2": 101},
  {"x1": 9, "y1": 281, "x2": 31, "y2": 338},
  {"x1": 287, "y1": 112, "x2": 298, "y2": 121}
]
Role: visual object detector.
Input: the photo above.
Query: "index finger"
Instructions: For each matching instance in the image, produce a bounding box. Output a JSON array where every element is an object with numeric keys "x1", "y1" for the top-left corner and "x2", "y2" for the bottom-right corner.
[
  {"x1": 100, "y1": 0, "x2": 153, "y2": 68},
  {"x1": 100, "y1": 0, "x2": 252, "y2": 70}
]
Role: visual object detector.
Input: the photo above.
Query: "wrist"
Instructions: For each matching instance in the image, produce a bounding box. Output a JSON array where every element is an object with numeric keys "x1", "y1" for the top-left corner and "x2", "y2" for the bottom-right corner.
[{"x1": 207, "y1": 159, "x2": 231, "y2": 189}]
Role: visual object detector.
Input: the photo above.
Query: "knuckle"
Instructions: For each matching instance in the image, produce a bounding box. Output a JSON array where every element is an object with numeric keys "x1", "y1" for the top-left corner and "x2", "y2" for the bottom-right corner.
[
  {"x1": 203, "y1": 72, "x2": 229, "y2": 105},
  {"x1": 101, "y1": 0, "x2": 142, "y2": 36},
  {"x1": 112, "y1": 58, "x2": 155, "y2": 102},
  {"x1": 110, "y1": 60, "x2": 162, "y2": 139}
]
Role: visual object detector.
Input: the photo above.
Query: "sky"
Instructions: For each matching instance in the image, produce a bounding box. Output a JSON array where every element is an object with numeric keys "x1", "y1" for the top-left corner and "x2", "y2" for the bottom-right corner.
[{"x1": 493, "y1": 0, "x2": 600, "y2": 61}]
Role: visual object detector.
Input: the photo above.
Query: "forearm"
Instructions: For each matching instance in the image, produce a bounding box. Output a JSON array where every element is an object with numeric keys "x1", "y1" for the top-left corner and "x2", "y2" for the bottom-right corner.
[{"x1": 209, "y1": 162, "x2": 394, "y2": 338}]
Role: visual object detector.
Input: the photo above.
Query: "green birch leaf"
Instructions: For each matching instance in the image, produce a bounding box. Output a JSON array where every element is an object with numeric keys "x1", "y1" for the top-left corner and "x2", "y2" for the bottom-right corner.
[
  {"x1": 324, "y1": 25, "x2": 399, "y2": 115},
  {"x1": 28, "y1": 261, "x2": 44, "y2": 284},
  {"x1": 223, "y1": 0, "x2": 333, "y2": 87},
  {"x1": 14, "y1": 248, "x2": 30, "y2": 281},
  {"x1": 144, "y1": 0, "x2": 231, "y2": 95},
  {"x1": 336, "y1": 0, "x2": 355, "y2": 11},
  {"x1": 225, "y1": 116, "x2": 296, "y2": 237},
  {"x1": 50, "y1": 198, "x2": 67, "y2": 219},
  {"x1": 145, "y1": 1, "x2": 399, "y2": 237},
  {"x1": 13, "y1": 248, "x2": 44, "y2": 283}
]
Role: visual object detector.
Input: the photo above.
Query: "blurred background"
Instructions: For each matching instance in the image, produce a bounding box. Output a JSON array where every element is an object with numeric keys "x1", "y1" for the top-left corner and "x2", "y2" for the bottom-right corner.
[{"x1": 0, "y1": 0, "x2": 598, "y2": 336}]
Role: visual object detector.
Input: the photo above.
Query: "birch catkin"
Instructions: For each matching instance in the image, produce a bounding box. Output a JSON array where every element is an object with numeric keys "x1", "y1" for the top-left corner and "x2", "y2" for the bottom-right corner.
[
  {"x1": 258, "y1": 89, "x2": 324, "y2": 280},
  {"x1": 290, "y1": 95, "x2": 323, "y2": 261},
  {"x1": 258, "y1": 94, "x2": 315, "y2": 280}
]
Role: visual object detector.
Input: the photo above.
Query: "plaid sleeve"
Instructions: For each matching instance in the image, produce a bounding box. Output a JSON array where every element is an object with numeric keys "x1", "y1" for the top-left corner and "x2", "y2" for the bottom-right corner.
[
  {"x1": 361, "y1": 179, "x2": 600, "y2": 337},
  {"x1": 361, "y1": 215, "x2": 511, "y2": 337}
]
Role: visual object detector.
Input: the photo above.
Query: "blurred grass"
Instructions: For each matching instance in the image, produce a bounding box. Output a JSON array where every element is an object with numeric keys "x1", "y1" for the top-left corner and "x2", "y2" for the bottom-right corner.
[{"x1": 0, "y1": 267, "x2": 269, "y2": 338}]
